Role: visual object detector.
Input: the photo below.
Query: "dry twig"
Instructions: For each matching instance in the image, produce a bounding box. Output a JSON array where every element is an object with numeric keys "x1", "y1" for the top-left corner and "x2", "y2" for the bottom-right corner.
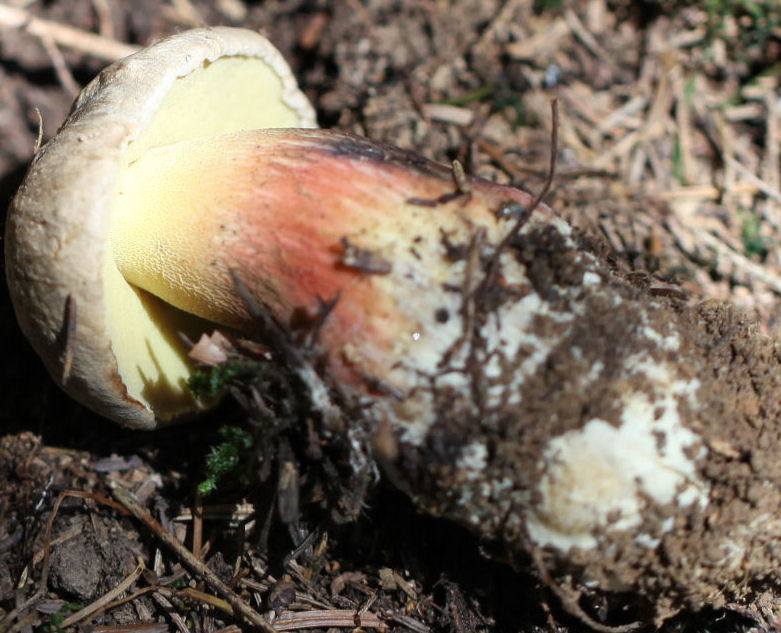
[
  {"x1": 39, "y1": 34, "x2": 80, "y2": 97},
  {"x1": 0, "y1": 4, "x2": 138, "y2": 60},
  {"x1": 59, "y1": 561, "x2": 146, "y2": 628},
  {"x1": 111, "y1": 484, "x2": 277, "y2": 633},
  {"x1": 272, "y1": 609, "x2": 387, "y2": 631}
]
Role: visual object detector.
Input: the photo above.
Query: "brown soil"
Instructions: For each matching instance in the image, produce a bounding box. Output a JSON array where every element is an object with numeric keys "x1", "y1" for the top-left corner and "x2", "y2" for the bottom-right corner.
[{"x1": 1, "y1": 1, "x2": 780, "y2": 632}]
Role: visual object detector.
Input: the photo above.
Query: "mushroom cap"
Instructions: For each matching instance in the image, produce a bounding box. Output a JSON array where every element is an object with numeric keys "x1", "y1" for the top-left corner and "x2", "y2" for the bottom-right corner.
[{"x1": 5, "y1": 27, "x2": 317, "y2": 429}]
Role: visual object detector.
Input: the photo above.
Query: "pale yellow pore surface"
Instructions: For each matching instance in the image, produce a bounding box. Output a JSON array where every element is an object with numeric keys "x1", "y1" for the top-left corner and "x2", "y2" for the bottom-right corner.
[
  {"x1": 124, "y1": 57, "x2": 305, "y2": 162},
  {"x1": 109, "y1": 137, "x2": 238, "y2": 330},
  {"x1": 106, "y1": 56, "x2": 308, "y2": 419}
]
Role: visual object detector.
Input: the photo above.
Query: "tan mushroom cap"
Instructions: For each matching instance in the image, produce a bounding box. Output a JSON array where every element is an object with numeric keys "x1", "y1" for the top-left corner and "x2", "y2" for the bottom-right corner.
[{"x1": 5, "y1": 27, "x2": 317, "y2": 429}]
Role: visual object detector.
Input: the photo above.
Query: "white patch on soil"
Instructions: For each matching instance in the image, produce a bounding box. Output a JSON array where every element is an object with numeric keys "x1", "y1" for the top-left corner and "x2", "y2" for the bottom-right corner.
[
  {"x1": 458, "y1": 442, "x2": 488, "y2": 479},
  {"x1": 526, "y1": 360, "x2": 709, "y2": 551},
  {"x1": 641, "y1": 326, "x2": 680, "y2": 351},
  {"x1": 582, "y1": 271, "x2": 602, "y2": 286}
]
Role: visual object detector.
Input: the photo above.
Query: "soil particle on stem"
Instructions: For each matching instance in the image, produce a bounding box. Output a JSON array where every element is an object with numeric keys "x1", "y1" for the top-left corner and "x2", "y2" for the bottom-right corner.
[{"x1": 354, "y1": 213, "x2": 781, "y2": 624}]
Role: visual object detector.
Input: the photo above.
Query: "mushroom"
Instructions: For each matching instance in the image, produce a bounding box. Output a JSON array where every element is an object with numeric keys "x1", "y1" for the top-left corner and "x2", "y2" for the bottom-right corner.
[
  {"x1": 5, "y1": 27, "x2": 316, "y2": 428},
  {"x1": 9, "y1": 27, "x2": 781, "y2": 628}
]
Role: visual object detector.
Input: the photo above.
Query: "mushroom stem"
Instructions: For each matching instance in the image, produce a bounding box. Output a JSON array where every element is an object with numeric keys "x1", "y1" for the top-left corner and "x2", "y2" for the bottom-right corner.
[
  {"x1": 111, "y1": 128, "x2": 551, "y2": 395},
  {"x1": 110, "y1": 127, "x2": 781, "y2": 622}
]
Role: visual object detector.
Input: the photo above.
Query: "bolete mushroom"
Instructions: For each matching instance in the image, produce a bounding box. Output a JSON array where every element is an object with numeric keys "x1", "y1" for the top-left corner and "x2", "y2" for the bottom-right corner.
[
  {"x1": 5, "y1": 27, "x2": 316, "y2": 428},
  {"x1": 8, "y1": 27, "x2": 781, "y2": 629}
]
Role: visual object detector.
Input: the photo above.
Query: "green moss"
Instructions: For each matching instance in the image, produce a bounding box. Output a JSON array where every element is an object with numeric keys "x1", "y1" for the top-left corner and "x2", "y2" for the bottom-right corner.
[
  {"x1": 198, "y1": 425, "x2": 254, "y2": 496},
  {"x1": 188, "y1": 357, "x2": 267, "y2": 400},
  {"x1": 740, "y1": 209, "x2": 769, "y2": 261},
  {"x1": 188, "y1": 356, "x2": 269, "y2": 494},
  {"x1": 704, "y1": 0, "x2": 780, "y2": 50},
  {"x1": 42, "y1": 603, "x2": 83, "y2": 633}
]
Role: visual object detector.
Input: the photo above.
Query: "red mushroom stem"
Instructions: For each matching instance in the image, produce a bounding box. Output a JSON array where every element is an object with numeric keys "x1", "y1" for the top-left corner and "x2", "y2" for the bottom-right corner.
[{"x1": 112, "y1": 127, "x2": 781, "y2": 625}]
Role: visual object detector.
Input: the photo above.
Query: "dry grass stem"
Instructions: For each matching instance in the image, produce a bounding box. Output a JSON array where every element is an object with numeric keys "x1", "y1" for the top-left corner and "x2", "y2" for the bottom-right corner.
[
  {"x1": 111, "y1": 484, "x2": 276, "y2": 633},
  {"x1": 164, "y1": 0, "x2": 205, "y2": 26},
  {"x1": 272, "y1": 609, "x2": 387, "y2": 631},
  {"x1": 59, "y1": 561, "x2": 146, "y2": 628},
  {"x1": 724, "y1": 155, "x2": 781, "y2": 205},
  {"x1": 563, "y1": 8, "x2": 614, "y2": 67},
  {"x1": 178, "y1": 587, "x2": 234, "y2": 616},
  {"x1": 92, "y1": 624, "x2": 169, "y2": 633},
  {"x1": 39, "y1": 35, "x2": 80, "y2": 97},
  {"x1": 151, "y1": 590, "x2": 190, "y2": 633},
  {"x1": 90, "y1": 0, "x2": 114, "y2": 38},
  {"x1": 0, "y1": 3, "x2": 138, "y2": 60},
  {"x1": 690, "y1": 229, "x2": 781, "y2": 293}
]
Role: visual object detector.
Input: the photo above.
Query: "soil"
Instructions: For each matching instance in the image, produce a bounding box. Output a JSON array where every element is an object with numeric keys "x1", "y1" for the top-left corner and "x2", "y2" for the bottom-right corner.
[{"x1": 1, "y1": 1, "x2": 781, "y2": 632}]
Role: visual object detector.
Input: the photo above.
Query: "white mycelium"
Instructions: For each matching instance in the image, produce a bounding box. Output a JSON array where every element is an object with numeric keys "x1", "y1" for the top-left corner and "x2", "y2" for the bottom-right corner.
[
  {"x1": 379, "y1": 213, "x2": 583, "y2": 446},
  {"x1": 526, "y1": 354, "x2": 709, "y2": 551}
]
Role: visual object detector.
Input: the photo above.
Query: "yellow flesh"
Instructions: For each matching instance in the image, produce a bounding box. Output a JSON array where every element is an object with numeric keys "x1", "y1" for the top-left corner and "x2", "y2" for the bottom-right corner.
[{"x1": 105, "y1": 56, "x2": 306, "y2": 419}]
